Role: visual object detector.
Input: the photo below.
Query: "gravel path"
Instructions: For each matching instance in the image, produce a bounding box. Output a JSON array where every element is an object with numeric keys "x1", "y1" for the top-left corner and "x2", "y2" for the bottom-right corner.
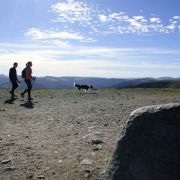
[{"x1": 0, "y1": 88, "x2": 180, "y2": 180}]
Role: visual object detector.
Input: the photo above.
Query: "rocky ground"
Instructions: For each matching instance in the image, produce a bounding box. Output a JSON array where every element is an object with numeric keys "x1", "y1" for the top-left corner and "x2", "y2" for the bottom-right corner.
[{"x1": 0, "y1": 88, "x2": 180, "y2": 180}]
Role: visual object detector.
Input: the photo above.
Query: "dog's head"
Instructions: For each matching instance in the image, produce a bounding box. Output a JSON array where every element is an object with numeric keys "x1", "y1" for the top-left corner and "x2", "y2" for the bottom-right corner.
[
  {"x1": 89, "y1": 85, "x2": 93, "y2": 89},
  {"x1": 74, "y1": 83, "x2": 80, "y2": 89}
]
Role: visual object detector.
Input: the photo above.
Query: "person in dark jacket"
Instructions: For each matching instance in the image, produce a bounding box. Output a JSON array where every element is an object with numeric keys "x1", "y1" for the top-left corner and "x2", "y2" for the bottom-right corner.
[{"x1": 9, "y1": 62, "x2": 20, "y2": 97}]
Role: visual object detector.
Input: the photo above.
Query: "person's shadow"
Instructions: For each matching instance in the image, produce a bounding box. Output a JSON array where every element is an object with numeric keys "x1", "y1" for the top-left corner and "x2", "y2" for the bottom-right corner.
[
  {"x1": 4, "y1": 97, "x2": 17, "y2": 104},
  {"x1": 20, "y1": 100, "x2": 34, "y2": 109}
]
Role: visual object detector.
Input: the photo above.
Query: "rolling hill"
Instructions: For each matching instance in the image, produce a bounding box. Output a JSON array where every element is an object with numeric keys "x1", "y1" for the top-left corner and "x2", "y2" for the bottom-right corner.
[{"x1": 0, "y1": 74, "x2": 180, "y2": 89}]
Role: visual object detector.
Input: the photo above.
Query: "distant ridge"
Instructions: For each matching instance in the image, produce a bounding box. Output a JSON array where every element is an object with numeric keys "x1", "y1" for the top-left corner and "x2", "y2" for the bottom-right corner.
[
  {"x1": 0, "y1": 75, "x2": 180, "y2": 89},
  {"x1": 116, "y1": 79, "x2": 180, "y2": 88}
]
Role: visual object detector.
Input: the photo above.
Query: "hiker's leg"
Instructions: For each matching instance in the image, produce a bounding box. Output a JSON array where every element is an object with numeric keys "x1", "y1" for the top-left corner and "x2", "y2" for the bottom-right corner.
[
  {"x1": 10, "y1": 82, "x2": 13, "y2": 95},
  {"x1": 11, "y1": 81, "x2": 18, "y2": 95},
  {"x1": 22, "y1": 89, "x2": 28, "y2": 95},
  {"x1": 26, "y1": 80, "x2": 32, "y2": 98},
  {"x1": 23, "y1": 80, "x2": 28, "y2": 94},
  {"x1": 13, "y1": 81, "x2": 18, "y2": 91},
  {"x1": 21, "y1": 80, "x2": 29, "y2": 97}
]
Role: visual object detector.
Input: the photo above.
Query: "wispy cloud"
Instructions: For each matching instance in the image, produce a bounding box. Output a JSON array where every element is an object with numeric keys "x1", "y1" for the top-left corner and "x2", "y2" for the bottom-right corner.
[
  {"x1": 25, "y1": 28, "x2": 95, "y2": 46},
  {"x1": 50, "y1": 0, "x2": 94, "y2": 24},
  {"x1": 24, "y1": 0, "x2": 180, "y2": 43},
  {"x1": 1, "y1": 42, "x2": 180, "y2": 78}
]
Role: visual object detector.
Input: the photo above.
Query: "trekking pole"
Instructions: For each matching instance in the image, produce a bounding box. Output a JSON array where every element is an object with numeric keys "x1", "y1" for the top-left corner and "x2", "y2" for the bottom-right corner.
[{"x1": 31, "y1": 77, "x2": 36, "y2": 87}]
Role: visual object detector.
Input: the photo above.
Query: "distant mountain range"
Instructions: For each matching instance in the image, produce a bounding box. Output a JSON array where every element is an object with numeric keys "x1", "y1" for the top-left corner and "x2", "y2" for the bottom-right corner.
[{"x1": 0, "y1": 74, "x2": 180, "y2": 89}]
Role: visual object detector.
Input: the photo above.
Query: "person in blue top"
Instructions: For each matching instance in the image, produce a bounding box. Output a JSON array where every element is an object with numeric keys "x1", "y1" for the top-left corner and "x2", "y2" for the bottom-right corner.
[{"x1": 9, "y1": 62, "x2": 20, "y2": 98}]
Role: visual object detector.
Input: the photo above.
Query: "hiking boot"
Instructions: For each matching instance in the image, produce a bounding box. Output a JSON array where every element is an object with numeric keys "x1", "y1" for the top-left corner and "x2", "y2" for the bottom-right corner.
[
  {"x1": 20, "y1": 93, "x2": 24, "y2": 98},
  {"x1": 11, "y1": 94, "x2": 17, "y2": 99},
  {"x1": 10, "y1": 91, "x2": 16, "y2": 98},
  {"x1": 28, "y1": 97, "x2": 33, "y2": 100}
]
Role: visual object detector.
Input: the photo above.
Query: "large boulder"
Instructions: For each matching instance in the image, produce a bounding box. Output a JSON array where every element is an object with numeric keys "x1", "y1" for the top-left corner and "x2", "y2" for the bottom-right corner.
[{"x1": 105, "y1": 103, "x2": 180, "y2": 180}]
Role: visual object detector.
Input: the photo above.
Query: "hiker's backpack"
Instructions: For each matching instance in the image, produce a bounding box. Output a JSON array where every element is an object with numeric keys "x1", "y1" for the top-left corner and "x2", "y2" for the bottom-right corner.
[
  {"x1": 9, "y1": 68, "x2": 13, "y2": 79},
  {"x1": 21, "y1": 68, "x2": 26, "y2": 78}
]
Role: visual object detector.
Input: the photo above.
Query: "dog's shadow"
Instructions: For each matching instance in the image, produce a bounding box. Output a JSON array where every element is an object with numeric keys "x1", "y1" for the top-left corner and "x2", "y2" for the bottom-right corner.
[
  {"x1": 20, "y1": 100, "x2": 35, "y2": 109},
  {"x1": 78, "y1": 89, "x2": 97, "y2": 95},
  {"x1": 4, "y1": 97, "x2": 17, "y2": 104},
  {"x1": 79, "y1": 92, "x2": 97, "y2": 95}
]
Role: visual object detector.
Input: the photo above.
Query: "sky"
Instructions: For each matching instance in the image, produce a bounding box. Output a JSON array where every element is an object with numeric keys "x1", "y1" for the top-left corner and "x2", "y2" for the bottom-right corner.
[{"x1": 0, "y1": 0, "x2": 180, "y2": 78}]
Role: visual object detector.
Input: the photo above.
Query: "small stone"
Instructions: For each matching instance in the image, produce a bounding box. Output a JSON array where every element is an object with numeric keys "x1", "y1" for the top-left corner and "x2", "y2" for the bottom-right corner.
[
  {"x1": 26, "y1": 146, "x2": 32, "y2": 149},
  {"x1": 85, "y1": 170, "x2": 91, "y2": 173},
  {"x1": 4, "y1": 166, "x2": 15, "y2": 171},
  {"x1": 84, "y1": 173, "x2": 91, "y2": 178},
  {"x1": 1, "y1": 159, "x2": 11, "y2": 164},
  {"x1": 27, "y1": 173, "x2": 34, "y2": 179},
  {"x1": 101, "y1": 170, "x2": 105, "y2": 175},
  {"x1": 38, "y1": 175, "x2": 44, "y2": 179},
  {"x1": 92, "y1": 147, "x2": 99, "y2": 151},
  {"x1": 58, "y1": 160, "x2": 62, "y2": 164},
  {"x1": 84, "y1": 170, "x2": 91, "y2": 178},
  {"x1": 91, "y1": 139, "x2": 104, "y2": 145},
  {"x1": 80, "y1": 159, "x2": 92, "y2": 165}
]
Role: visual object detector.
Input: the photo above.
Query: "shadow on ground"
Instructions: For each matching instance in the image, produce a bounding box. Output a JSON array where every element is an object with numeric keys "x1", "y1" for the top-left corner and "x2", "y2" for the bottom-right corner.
[
  {"x1": 20, "y1": 100, "x2": 34, "y2": 109},
  {"x1": 4, "y1": 97, "x2": 17, "y2": 104}
]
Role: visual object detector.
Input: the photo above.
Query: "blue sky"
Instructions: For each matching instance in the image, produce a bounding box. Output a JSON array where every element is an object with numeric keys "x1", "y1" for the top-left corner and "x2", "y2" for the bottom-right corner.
[{"x1": 0, "y1": 0, "x2": 180, "y2": 78}]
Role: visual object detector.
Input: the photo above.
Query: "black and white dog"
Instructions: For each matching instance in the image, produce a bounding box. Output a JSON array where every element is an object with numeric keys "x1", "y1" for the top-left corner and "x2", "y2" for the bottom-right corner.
[{"x1": 74, "y1": 83, "x2": 94, "y2": 92}]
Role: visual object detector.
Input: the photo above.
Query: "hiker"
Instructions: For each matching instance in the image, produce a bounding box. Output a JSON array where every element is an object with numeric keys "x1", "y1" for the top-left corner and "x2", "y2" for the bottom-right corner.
[
  {"x1": 9, "y1": 62, "x2": 20, "y2": 98},
  {"x1": 21, "y1": 61, "x2": 36, "y2": 100}
]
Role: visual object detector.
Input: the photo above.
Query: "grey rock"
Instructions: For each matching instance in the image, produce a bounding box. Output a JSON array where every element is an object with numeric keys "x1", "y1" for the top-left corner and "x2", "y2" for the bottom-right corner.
[
  {"x1": 84, "y1": 170, "x2": 91, "y2": 178},
  {"x1": 91, "y1": 139, "x2": 104, "y2": 145},
  {"x1": 4, "y1": 166, "x2": 15, "y2": 171},
  {"x1": 38, "y1": 175, "x2": 45, "y2": 179},
  {"x1": 26, "y1": 173, "x2": 34, "y2": 179},
  {"x1": 1, "y1": 159, "x2": 11, "y2": 164},
  {"x1": 80, "y1": 159, "x2": 93, "y2": 165},
  {"x1": 105, "y1": 103, "x2": 180, "y2": 180}
]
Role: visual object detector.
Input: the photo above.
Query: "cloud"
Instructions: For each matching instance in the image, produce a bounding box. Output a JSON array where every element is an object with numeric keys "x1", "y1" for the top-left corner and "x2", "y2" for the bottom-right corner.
[
  {"x1": 1, "y1": 42, "x2": 180, "y2": 78},
  {"x1": 50, "y1": 0, "x2": 94, "y2": 24},
  {"x1": 166, "y1": 24, "x2": 176, "y2": 31},
  {"x1": 24, "y1": 0, "x2": 180, "y2": 43},
  {"x1": 49, "y1": 0, "x2": 180, "y2": 34},
  {"x1": 172, "y1": 16, "x2": 180, "y2": 20},
  {"x1": 25, "y1": 28, "x2": 95, "y2": 46},
  {"x1": 150, "y1": 17, "x2": 161, "y2": 23}
]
